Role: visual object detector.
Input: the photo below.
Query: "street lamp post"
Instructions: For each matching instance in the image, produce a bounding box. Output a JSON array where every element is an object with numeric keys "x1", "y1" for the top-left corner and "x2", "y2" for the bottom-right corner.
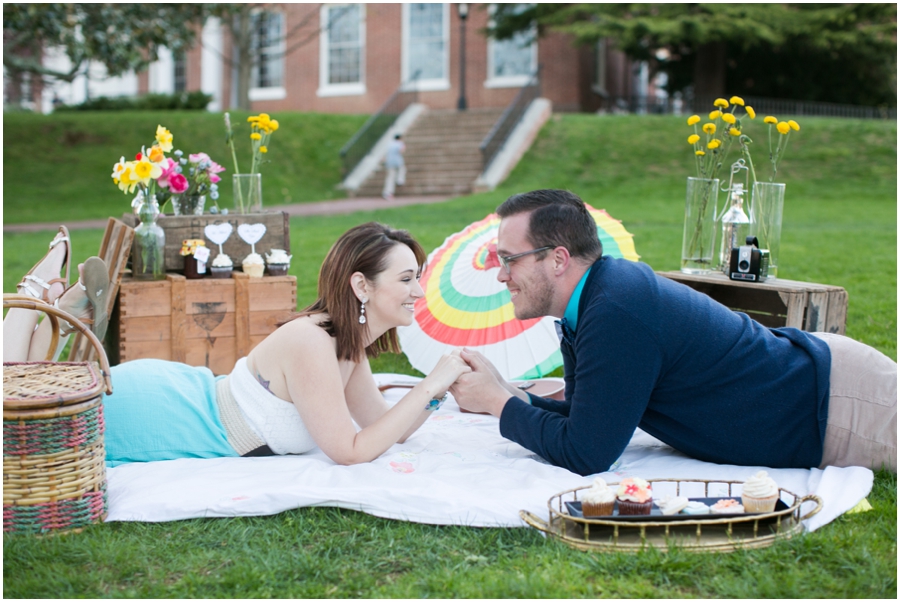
[{"x1": 457, "y1": 3, "x2": 469, "y2": 111}]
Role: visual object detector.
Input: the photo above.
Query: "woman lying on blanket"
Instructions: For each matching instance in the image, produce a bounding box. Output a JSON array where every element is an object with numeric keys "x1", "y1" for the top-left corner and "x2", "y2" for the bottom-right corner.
[{"x1": 5, "y1": 222, "x2": 470, "y2": 467}]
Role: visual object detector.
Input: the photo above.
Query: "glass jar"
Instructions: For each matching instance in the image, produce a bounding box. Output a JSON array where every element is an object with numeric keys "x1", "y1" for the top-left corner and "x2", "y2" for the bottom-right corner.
[
  {"x1": 681, "y1": 177, "x2": 720, "y2": 274},
  {"x1": 132, "y1": 191, "x2": 166, "y2": 281},
  {"x1": 233, "y1": 173, "x2": 262, "y2": 214}
]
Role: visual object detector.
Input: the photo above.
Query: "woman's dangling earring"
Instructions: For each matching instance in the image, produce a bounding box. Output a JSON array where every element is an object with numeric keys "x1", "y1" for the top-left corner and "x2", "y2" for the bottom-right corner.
[{"x1": 359, "y1": 298, "x2": 367, "y2": 324}]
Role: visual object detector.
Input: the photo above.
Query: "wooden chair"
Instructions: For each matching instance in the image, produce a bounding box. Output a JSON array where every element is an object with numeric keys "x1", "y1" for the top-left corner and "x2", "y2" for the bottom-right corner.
[{"x1": 67, "y1": 217, "x2": 134, "y2": 362}]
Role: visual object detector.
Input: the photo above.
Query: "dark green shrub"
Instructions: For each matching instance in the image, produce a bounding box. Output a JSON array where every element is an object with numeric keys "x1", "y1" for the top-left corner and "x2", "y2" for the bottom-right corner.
[{"x1": 56, "y1": 91, "x2": 211, "y2": 112}]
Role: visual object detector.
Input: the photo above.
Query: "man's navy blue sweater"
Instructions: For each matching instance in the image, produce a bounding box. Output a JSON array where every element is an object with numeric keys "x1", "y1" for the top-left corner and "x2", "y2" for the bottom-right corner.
[{"x1": 499, "y1": 257, "x2": 832, "y2": 476}]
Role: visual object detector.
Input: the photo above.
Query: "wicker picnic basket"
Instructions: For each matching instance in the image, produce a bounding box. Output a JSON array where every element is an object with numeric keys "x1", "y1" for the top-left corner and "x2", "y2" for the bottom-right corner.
[
  {"x1": 3, "y1": 294, "x2": 113, "y2": 535},
  {"x1": 521, "y1": 478, "x2": 822, "y2": 553}
]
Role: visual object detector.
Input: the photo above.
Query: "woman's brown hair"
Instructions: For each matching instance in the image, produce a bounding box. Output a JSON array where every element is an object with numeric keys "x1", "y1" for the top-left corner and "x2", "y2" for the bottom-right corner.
[{"x1": 288, "y1": 222, "x2": 426, "y2": 361}]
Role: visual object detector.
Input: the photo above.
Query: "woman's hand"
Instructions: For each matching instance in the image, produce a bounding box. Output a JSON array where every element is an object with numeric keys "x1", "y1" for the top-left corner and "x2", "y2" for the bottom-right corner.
[{"x1": 423, "y1": 350, "x2": 471, "y2": 397}]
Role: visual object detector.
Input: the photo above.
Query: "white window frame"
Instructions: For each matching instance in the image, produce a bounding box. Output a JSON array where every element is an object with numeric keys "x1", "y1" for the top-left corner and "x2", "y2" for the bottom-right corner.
[
  {"x1": 592, "y1": 38, "x2": 608, "y2": 96},
  {"x1": 318, "y1": 3, "x2": 366, "y2": 97},
  {"x1": 249, "y1": 9, "x2": 287, "y2": 102},
  {"x1": 401, "y1": 3, "x2": 450, "y2": 92},
  {"x1": 485, "y1": 4, "x2": 537, "y2": 89}
]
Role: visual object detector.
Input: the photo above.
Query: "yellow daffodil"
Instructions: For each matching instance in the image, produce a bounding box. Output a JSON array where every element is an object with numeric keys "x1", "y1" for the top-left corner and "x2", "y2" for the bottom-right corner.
[
  {"x1": 776, "y1": 121, "x2": 790, "y2": 135},
  {"x1": 688, "y1": 134, "x2": 700, "y2": 145},
  {"x1": 259, "y1": 146, "x2": 268, "y2": 153},
  {"x1": 714, "y1": 98, "x2": 729, "y2": 108},
  {"x1": 155, "y1": 125, "x2": 173, "y2": 153},
  {"x1": 764, "y1": 116, "x2": 777, "y2": 124},
  {"x1": 729, "y1": 96, "x2": 745, "y2": 106},
  {"x1": 116, "y1": 163, "x2": 140, "y2": 194},
  {"x1": 745, "y1": 106, "x2": 756, "y2": 119},
  {"x1": 695, "y1": 150, "x2": 706, "y2": 156},
  {"x1": 687, "y1": 115, "x2": 700, "y2": 126},
  {"x1": 111, "y1": 156, "x2": 128, "y2": 181},
  {"x1": 729, "y1": 127, "x2": 741, "y2": 136},
  {"x1": 707, "y1": 139, "x2": 721, "y2": 149},
  {"x1": 702, "y1": 123, "x2": 716, "y2": 135},
  {"x1": 251, "y1": 132, "x2": 262, "y2": 140},
  {"x1": 709, "y1": 110, "x2": 722, "y2": 120},
  {"x1": 788, "y1": 120, "x2": 800, "y2": 131},
  {"x1": 722, "y1": 113, "x2": 736, "y2": 125}
]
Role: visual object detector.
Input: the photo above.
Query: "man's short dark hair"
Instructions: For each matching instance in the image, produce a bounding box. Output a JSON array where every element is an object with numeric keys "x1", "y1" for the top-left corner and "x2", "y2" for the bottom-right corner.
[{"x1": 497, "y1": 189, "x2": 603, "y2": 262}]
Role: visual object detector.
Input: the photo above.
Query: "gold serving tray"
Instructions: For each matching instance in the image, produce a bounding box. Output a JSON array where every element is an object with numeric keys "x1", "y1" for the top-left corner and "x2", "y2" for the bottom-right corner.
[{"x1": 520, "y1": 478, "x2": 822, "y2": 553}]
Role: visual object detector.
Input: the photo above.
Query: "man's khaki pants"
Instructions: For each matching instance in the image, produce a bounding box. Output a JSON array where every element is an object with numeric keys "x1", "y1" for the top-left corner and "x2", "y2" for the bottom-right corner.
[{"x1": 813, "y1": 332, "x2": 897, "y2": 473}]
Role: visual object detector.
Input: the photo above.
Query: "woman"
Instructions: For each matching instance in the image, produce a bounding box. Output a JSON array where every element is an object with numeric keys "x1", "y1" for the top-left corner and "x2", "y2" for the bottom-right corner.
[{"x1": 6, "y1": 222, "x2": 470, "y2": 466}]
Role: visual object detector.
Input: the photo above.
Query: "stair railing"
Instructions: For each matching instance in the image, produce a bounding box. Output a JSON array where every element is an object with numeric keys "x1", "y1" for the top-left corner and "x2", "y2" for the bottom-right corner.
[
  {"x1": 479, "y1": 65, "x2": 542, "y2": 173},
  {"x1": 339, "y1": 71, "x2": 421, "y2": 176}
]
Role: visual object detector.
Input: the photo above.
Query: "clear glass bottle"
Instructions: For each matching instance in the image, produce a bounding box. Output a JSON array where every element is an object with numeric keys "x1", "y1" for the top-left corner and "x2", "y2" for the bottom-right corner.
[
  {"x1": 718, "y1": 183, "x2": 750, "y2": 273},
  {"x1": 132, "y1": 191, "x2": 167, "y2": 280}
]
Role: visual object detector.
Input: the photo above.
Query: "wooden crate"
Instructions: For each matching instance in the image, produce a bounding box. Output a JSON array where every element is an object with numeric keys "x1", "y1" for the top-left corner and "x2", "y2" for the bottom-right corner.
[
  {"x1": 657, "y1": 271, "x2": 848, "y2": 334},
  {"x1": 109, "y1": 272, "x2": 297, "y2": 375},
  {"x1": 121, "y1": 211, "x2": 290, "y2": 273}
]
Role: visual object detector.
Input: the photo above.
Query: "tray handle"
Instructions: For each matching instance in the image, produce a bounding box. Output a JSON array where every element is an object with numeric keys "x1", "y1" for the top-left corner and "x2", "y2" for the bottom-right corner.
[
  {"x1": 519, "y1": 510, "x2": 553, "y2": 534},
  {"x1": 3, "y1": 294, "x2": 113, "y2": 395},
  {"x1": 797, "y1": 493, "x2": 823, "y2": 522}
]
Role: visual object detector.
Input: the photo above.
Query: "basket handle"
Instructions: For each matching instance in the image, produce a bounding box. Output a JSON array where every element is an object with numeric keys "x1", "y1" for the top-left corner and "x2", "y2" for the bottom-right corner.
[
  {"x1": 3, "y1": 294, "x2": 113, "y2": 395},
  {"x1": 519, "y1": 510, "x2": 553, "y2": 534},
  {"x1": 797, "y1": 493, "x2": 823, "y2": 522}
]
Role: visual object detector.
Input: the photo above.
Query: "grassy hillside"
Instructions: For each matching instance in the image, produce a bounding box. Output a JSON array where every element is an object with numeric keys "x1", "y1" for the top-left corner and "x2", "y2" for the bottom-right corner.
[{"x1": 2, "y1": 110, "x2": 368, "y2": 224}]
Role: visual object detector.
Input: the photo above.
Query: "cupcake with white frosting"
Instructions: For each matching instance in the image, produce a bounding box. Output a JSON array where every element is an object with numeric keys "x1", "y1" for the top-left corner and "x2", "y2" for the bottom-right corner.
[
  {"x1": 242, "y1": 252, "x2": 265, "y2": 278},
  {"x1": 210, "y1": 253, "x2": 234, "y2": 278},
  {"x1": 581, "y1": 477, "x2": 616, "y2": 517},
  {"x1": 741, "y1": 471, "x2": 779, "y2": 513}
]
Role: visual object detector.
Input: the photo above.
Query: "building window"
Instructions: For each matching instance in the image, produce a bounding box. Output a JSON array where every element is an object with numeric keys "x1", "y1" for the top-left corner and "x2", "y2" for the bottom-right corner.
[
  {"x1": 486, "y1": 4, "x2": 537, "y2": 88},
  {"x1": 252, "y1": 11, "x2": 284, "y2": 90},
  {"x1": 402, "y1": 3, "x2": 449, "y2": 91},
  {"x1": 318, "y1": 4, "x2": 365, "y2": 96},
  {"x1": 592, "y1": 39, "x2": 607, "y2": 96},
  {"x1": 173, "y1": 51, "x2": 187, "y2": 93}
]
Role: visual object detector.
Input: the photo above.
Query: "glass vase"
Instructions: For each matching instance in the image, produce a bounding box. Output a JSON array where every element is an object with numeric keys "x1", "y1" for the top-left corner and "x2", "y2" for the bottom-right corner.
[
  {"x1": 681, "y1": 177, "x2": 720, "y2": 274},
  {"x1": 749, "y1": 182, "x2": 786, "y2": 279},
  {"x1": 172, "y1": 194, "x2": 206, "y2": 216},
  {"x1": 132, "y1": 192, "x2": 166, "y2": 281},
  {"x1": 233, "y1": 173, "x2": 262, "y2": 214}
]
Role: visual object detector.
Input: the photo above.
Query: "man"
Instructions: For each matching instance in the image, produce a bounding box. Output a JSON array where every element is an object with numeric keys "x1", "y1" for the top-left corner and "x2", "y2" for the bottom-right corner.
[
  {"x1": 449, "y1": 189, "x2": 896, "y2": 476},
  {"x1": 382, "y1": 134, "x2": 406, "y2": 200}
]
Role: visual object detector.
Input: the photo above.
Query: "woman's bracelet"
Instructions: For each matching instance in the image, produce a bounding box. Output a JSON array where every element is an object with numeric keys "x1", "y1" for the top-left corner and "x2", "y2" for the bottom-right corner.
[{"x1": 425, "y1": 392, "x2": 448, "y2": 411}]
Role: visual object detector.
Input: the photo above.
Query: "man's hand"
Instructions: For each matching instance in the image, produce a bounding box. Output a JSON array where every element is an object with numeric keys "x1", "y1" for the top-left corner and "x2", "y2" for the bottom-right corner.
[{"x1": 449, "y1": 349, "x2": 519, "y2": 417}]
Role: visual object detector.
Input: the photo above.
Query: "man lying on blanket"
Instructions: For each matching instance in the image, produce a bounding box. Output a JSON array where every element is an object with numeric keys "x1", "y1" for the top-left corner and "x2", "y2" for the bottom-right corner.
[{"x1": 449, "y1": 189, "x2": 897, "y2": 476}]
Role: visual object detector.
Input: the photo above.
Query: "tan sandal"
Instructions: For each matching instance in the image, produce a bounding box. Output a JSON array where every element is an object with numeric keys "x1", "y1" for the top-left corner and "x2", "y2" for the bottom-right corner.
[
  {"x1": 55, "y1": 257, "x2": 110, "y2": 339},
  {"x1": 17, "y1": 226, "x2": 71, "y2": 303}
]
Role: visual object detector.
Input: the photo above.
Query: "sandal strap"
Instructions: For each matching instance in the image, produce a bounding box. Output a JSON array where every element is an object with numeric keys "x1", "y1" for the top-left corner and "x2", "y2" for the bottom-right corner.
[
  {"x1": 49, "y1": 235, "x2": 70, "y2": 250},
  {"x1": 53, "y1": 297, "x2": 94, "y2": 336}
]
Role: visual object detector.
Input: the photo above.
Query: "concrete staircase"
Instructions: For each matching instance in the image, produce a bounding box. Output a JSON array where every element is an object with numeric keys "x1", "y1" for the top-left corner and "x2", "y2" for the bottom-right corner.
[{"x1": 354, "y1": 107, "x2": 504, "y2": 198}]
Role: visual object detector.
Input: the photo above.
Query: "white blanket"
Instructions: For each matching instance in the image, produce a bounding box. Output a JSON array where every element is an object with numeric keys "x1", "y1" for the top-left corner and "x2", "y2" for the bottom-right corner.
[{"x1": 106, "y1": 375, "x2": 872, "y2": 532}]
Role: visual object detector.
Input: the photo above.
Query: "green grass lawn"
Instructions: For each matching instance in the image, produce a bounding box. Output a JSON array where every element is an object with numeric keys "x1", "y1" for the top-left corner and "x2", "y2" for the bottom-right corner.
[{"x1": 3, "y1": 112, "x2": 896, "y2": 598}]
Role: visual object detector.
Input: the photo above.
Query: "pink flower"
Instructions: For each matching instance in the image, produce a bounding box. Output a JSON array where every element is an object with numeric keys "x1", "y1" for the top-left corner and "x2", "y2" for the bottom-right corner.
[
  {"x1": 189, "y1": 152, "x2": 210, "y2": 164},
  {"x1": 156, "y1": 158, "x2": 180, "y2": 190},
  {"x1": 168, "y1": 173, "x2": 189, "y2": 194}
]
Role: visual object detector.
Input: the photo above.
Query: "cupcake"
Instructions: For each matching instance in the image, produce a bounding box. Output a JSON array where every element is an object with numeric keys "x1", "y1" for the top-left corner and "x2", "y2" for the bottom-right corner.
[
  {"x1": 741, "y1": 471, "x2": 780, "y2": 513},
  {"x1": 655, "y1": 495, "x2": 689, "y2": 516},
  {"x1": 682, "y1": 501, "x2": 710, "y2": 515},
  {"x1": 210, "y1": 253, "x2": 234, "y2": 279},
  {"x1": 242, "y1": 252, "x2": 265, "y2": 278},
  {"x1": 710, "y1": 499, "x2": 745, "y2": 514},
  {"x1": 581, "y1": 477, "x2": 616, "y2": 517},
  {"x1": 616, "y1": 477, "x2": 653, "y2": 515},
  {"x1": 265, "y1": 248, "x2": 292, "y2": 276}
]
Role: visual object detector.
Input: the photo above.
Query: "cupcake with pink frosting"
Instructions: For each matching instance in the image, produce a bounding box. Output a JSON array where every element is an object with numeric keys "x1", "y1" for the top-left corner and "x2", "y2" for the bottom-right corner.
[{"x1": 616, "y1": 477, "x2": 653, "y2": 515}]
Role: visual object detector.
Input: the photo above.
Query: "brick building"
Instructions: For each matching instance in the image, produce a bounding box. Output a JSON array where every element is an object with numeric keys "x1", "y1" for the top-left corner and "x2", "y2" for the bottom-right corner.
[{"x1": 17, "y1": 3, "x2": 644, "y2": 115}]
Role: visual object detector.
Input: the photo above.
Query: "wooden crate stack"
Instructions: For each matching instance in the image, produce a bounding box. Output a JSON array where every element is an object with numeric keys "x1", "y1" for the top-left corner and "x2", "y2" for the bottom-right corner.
[{"x1": 109, "y1": 272, "x2": 297, "y2": 375}]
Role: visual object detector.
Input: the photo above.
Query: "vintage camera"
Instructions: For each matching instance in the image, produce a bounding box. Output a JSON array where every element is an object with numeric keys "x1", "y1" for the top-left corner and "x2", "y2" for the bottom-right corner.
[{"x1": 728, "y1": 236, "x2": 769, "y2": 282}]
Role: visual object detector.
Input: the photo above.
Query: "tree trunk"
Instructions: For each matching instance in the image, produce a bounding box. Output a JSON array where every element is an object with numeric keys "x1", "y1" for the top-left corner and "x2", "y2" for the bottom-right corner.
[
  {"x1": 233, "y1": 8, "x2": 253, "y2": 111},
  {"x1": 693, "y1": 41, "x2": 726, "y2": 105}
]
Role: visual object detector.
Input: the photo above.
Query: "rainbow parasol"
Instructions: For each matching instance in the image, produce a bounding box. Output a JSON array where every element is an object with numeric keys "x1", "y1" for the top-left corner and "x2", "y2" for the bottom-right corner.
[{"x1": 398, "y1": 204, "x2": 639, "y2": 381}]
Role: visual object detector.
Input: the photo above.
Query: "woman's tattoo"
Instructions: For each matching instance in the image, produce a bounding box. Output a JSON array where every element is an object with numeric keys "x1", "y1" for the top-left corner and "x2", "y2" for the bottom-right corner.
[{"x1": 256, "y1": 371, "x2": 272, "y2": 393}]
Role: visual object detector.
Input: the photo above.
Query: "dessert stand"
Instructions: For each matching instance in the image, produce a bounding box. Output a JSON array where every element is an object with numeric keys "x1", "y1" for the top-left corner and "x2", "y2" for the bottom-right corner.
[{"x1": 520, "y1": 478, "x2": 822, "y2": 553}]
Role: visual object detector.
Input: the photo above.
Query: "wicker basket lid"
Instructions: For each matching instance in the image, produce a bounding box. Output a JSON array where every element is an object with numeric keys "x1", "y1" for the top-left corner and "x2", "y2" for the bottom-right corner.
[{"x1": 3, "y1": 362, "x2": 106, "y2": 410}]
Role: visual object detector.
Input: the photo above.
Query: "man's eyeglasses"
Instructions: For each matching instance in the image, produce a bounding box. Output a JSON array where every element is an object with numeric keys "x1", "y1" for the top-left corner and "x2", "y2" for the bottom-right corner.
[{"x1": 498, "y1": 246, "x2": 553, "y2": 274}]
